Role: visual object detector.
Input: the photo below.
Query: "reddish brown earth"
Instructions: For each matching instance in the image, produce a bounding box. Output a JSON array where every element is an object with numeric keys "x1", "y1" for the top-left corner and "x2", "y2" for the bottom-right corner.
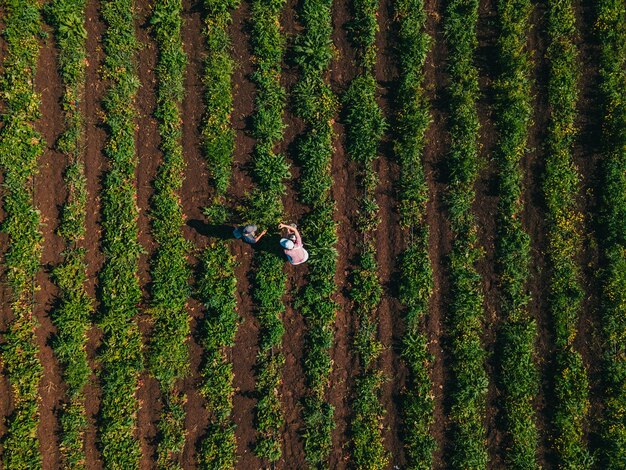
[
  {"x1": 421, "y1": 1, "x2": 452, "y2": 468},
  {"x1": 0, "y1": 0, "x2": 610, "y2": 468},
  {"x1": 328, "y1": 0, "x2": 361, "y2": 466},
  {"x1": 34, "y1": 24, "x2": 66, "y2": 470},
  {"x1": 82, "y1": 0, "x2": 107, "y2": 467},
  {"x1": 474, "y1": 1, "x2": 504, "y2": 467},
  {"x1": 278, "y1": 0, "x2": 308, "y2": 461},
  {"x1": 571, "y1": 0, "x2": 604, "y2": 457},
  {"x1": 133, "y1": 0, "x2": 163, "y2": 466},
  {"x1": 179, "y1": 1, "x2": 211, "y2": 467}
]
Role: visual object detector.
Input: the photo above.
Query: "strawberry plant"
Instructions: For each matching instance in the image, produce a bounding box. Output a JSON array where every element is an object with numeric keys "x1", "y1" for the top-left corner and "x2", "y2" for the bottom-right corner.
[
  {"x1": 197, "y1": 244, "x2": 239, "y2": 469},
  {"x1": 248, "y1": 0, "x2": 289, "y2": 461},
  {"x1": 197, "y1": 0, "x2": 241, "y2": 466}
]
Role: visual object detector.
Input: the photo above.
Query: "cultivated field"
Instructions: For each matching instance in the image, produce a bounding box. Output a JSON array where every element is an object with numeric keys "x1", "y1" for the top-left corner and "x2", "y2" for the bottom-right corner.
[{"x1": 0, "y1": 0, "x2": 624, "y2": 468}]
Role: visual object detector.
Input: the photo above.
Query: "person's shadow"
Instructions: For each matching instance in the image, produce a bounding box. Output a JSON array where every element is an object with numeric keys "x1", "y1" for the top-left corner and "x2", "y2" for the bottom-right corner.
[
  {"x1": 187, "y1": 219, "x2": 285, "y2": 257},
  {"x1": 187, "y1": 219, "x2": 234, "y2": 240}
]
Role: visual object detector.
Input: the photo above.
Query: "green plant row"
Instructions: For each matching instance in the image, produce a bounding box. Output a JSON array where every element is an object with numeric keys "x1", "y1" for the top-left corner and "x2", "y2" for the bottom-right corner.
[
  {"x1": 0, "y1": 0, "x2": 45, "y2": 467},
  {"x1": 97, "y1": 0, "x2": 143, "y2": 466},
  {"x1": 197, "y1": 245, "x2": 239, "y2": 469},
  {"x1": 544, "y1": 2, "x2": 592, "y2": 467},
  {"x1": 252, "y1": 252, "x2": 287, "y2": 462},
  {"x1": 492, "y1": 0, "x2": 539, "y2": 468},
  {"x1": 202, "y1": 0, "x2": 238, "y2": 205},
  {"x1": 392, "y1": 0, "x2": 436, "y2": 466},
  {"x1": 248, "y1": 0, "x2": 289, "y2": 462},
  {"x1": 147, "y1": 0, "x2": 191, "y2": 468},
  {"x1": 291, "y1": 0, "x2": 339, "y2": 463},
  {"x1": 46, "y1": 0, "x2": 93, "y2": 467},
  {"x1": 344, "y1": 0, "x2": 389, "y2": 464},
  {"x1": 197, "y1": 0, "x2": 241, "y2": 467},
  {"x1": 596, "y1": 1, "x2": 626, "y2": 468},
  {"x1": 443, "y1": 0, "x2": 488, "y2": 468}
]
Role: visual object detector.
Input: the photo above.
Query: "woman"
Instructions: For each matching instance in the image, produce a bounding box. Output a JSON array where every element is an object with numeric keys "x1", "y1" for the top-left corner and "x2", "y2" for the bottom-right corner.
[{"x1": 278, "y1": 223, "x2": 309, "y2": 265}]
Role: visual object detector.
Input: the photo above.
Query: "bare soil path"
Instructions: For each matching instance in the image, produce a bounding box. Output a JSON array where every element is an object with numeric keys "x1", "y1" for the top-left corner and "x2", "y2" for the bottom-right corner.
[
  {"x1": 134, "y1": 1, "x2": 163, "y2": 466},
  {"x1": 34, "y1": 23, "x2": 66, "y2": 470},
  {"x1": 328, "y1": 0, "x2": 361, "y2": 465},
  {"x1": 180, "y1": 0, "x2": 211, "y2": 466},
  {"x1": 83, "y1": 0, "x2": 107, "y2": 466},
  {"x1": 422, "y1": 0, "x2": 451, "y2": 467}
]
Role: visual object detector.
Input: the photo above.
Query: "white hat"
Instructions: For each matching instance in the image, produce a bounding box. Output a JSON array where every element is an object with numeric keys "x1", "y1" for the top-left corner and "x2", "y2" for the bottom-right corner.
[{"x1": 280, "y1": 238, "x2": 295, "y2": 250}]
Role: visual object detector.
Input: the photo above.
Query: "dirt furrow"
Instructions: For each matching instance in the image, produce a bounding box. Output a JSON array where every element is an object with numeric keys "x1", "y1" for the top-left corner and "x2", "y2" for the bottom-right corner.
[
  {"x1": 572, "y1": 0, "x2": 603, "y2": 456},
  {"x1": 328, "y1": 0, "x2": 361, "y2": 464},
  {"x1": 34, "y1": 23, "x2": 66, "y2": 470},
  {"x1": 134, "y1": 0, "x2": 163, "y2": 466},
  {"x1": 421, "y1": 1, "x2": 451, "y2": 468},
  {"x1": 374, "y1": 0, "x2": 406, "y2": 463},
  {"x1": 226, "y1": 1, "x2": 261, "y2": 466},
  {"x1": 179, "y1": 0, "x2": 210, "y2": 466},
  {"x1": 278, "y1": 0, "x2": 308, "y2": 462},
  {"x1": 474, "y1": 1, "x2": 504, "y2": 467},
  {"x1": 525, "y1": 2, "x2": 554, "y2": 468},
  {"x1": 83, "y1": 0, "x2": 107, "y2": 466}
]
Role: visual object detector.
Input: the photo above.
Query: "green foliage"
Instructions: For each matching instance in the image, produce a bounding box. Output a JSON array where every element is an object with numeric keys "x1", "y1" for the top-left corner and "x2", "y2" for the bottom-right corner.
[
  {"x1": 343, "y1": 0, "x2": 389, "y2": 460},
  {"x1": 544, "y1": 1, "x2": 592, "y2": 467},
  {"x1": 393, "y1": 0, "x2": 436, "y2": 465},
  {"x1": 247, "y1": 0, "x2": 290, "y2": 461},
  {"x1": 196, "y1": 0, "x2": 241, "y2": 466},
  {"x1": 492, "y1": 0, "x2": 539, "y2": 468},
  {"x1": 147, "y1": 0, "x2": 191, "y2": 468},
  {"x1": 0, "y1": 0, "x2": 45, "y2": 467},
  {"x1": 197, "y1": 244, "x2": 239, "y2": 469},
  {"x1": 596, "y1": 1, "x2": 626, "y2": 467},
  {"x1": 351, "y1": 370, "x2": 388, "y2": 470},
  {"x1": 346, "y1": 0, "x2": 378, "y2": 69},
  {"x1": 443, "y1": 0, "x2": 488, "y2": 468},
  {"x1": 248, "y1": 0, "x2": 289, "y2": 227},
  {"x1": 45, "y1": 0, "x2": 94, "y2": 467},
  {"x1": 97, "y1": 0, "x2": 143, "y2": 466},
  {"x1": 292, "y1": 0, "x2": 340, "y2": 463},
  {"x1": 202, "y1": 0, "x2": 240, "y2": 195},
  {"x1": 252, "y1": 253, "x2": 287, "y2": 462}
]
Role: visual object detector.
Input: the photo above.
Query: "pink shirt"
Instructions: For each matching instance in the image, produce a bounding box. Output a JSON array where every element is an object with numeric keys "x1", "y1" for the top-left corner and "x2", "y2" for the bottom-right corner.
[{"x1": 284, "y1": 232, "x2": 309, "y2": 265}]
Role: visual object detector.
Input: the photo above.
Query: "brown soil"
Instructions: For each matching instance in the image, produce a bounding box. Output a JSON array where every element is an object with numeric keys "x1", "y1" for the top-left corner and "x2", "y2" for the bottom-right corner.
[
  {"x1": 327, "y1": 0, "x2": 361, "y2": 466},
  {"x1": 34, "y1": 25, "x2": 66, "y2": 470},
  {"x1": 374, "y1": 0, "x2": 407, "y2": 465},
  {"x1": 179, "y1": 0, "x2": 211, "y2": 467},
  {"x1": 225, "y1": 1, "x2": 261, "y2": 467},
  {"x1": 278, "y1": 0, "x2": 309, "y2": 463},
  {"x1": 522, "y1": 2, "x2": 553, "y2": 468},
  {"x1": 572, "y1": 0, "x2": 604, "y2": 456},
  {"x1": 134, "y1": 0, "x2": 163, "y2": 466},
  {"x1": 82, "y1": 0, "x2": 107, "y2": 467},
  {"x1": 474, "y1": 1, "x2": 504, "y2": 468},
  {"x1": 421, "y1": 0, "x2": 452, "y2": 467}
]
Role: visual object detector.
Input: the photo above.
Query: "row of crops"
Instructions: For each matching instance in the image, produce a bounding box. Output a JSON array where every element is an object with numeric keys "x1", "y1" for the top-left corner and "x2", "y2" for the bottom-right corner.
[{"x1": 0, "y1": 0, "x2": 625, "y2": 468}]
